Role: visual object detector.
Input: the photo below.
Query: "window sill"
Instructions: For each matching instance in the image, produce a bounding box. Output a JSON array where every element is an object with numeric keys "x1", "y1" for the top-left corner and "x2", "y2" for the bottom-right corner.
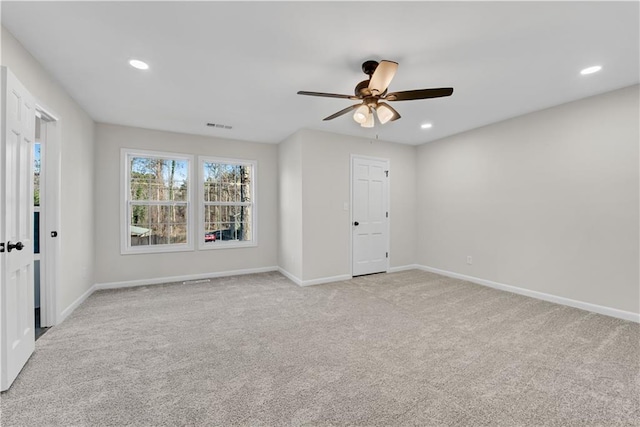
[
  {"x1": 198, "y1": 241, "x2": 257, "y2": 251},
  {"x1": 121, "y1": 244, "x2": 194, "y2": 255}
]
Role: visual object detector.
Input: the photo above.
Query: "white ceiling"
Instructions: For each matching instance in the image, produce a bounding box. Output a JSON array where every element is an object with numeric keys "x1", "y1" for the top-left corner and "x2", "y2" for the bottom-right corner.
[{"x1": 2, "y1": 1, "x2": 638, "y2": 145}]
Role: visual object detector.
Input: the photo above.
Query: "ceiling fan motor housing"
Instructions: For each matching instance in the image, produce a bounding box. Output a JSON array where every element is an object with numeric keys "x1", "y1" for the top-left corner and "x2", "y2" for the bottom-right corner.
[
  {"x1": 361, "y1": 60, "x2": 379, "y2": 76},
  {"x1": 355, "y1": 80, "x2": 387, "y2": 98},
  {"x1": 355, "y1": 80, "x2": 371, "y2": 97}
]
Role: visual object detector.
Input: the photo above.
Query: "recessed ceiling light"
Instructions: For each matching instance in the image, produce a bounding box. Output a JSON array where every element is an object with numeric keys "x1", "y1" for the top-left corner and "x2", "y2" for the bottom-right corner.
[
  {"x1": 129, "y1": 59, "x2": 149, "y2": 70},
  {"x1": 421, "y1": 123, "x2": 433, "y2": 129},
  {"x1": 580, "y1": 65, "x2": 602, "y2": 75}
]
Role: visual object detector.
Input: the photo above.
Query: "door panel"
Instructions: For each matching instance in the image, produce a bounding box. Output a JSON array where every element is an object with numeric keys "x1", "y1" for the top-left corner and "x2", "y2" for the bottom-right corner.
[
  {"x1": 1, "y1": 67, "x2": 36, "y2": 391},
  {"x1": 352, "y1": 157, "x2": 389, "y2": 276}
]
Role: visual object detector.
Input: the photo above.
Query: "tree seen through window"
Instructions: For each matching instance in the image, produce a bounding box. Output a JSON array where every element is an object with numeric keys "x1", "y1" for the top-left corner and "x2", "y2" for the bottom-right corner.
[
  {"x1": 129, "y1": 156, "x2": 189, "y2": 247},
  {"x1": 203, "y1": 161, "x2": 253, "y2": 244}
]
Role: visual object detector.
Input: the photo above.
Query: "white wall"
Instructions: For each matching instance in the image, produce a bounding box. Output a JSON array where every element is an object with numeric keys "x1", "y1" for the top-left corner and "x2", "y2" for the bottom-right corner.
[
  {"x1": 278, "y1": 129, "x2": 417, "y2": 282},
  {"x1": 4, "y1": 23, "x2": 637, "y2": 321},
  {"x1": 417, "y1": 85, "x2": 639, "y2": 314},
  {"x1": 278, "y1": 132, "x2": 303, "y2": 279},
  {"x1": 94, "y1": 123, "x2": 279, "y2": 284},
  {"x1": 1, "y1": 26, "x2": 96, "y2": 318}
]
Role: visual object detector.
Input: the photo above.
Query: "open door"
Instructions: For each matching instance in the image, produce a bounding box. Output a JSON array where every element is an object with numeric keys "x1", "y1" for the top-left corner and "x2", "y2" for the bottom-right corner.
[{"x1": 1, "y1": 67, "x2": 36, "y2": 391}]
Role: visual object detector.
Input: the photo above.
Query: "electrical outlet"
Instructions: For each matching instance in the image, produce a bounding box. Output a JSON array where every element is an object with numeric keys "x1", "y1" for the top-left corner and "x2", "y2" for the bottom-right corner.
[{"x1": 467, "y1": 256, "x2": 473, "y2": 265}]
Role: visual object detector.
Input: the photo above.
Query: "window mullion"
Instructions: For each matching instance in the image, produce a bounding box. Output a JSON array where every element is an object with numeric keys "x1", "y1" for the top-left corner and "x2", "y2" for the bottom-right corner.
[{"x1": 203, "y1": 202, "x2": 251, "y2": 206}]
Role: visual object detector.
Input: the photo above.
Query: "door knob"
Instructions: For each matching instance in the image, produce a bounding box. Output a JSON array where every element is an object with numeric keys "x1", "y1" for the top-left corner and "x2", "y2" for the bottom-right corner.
[
  {"x1": 7, "y1": 241, "x2": 24, "y2": 252},
  {"x1": 353, "y1": 221, "x2": 359, "y2": 226}
]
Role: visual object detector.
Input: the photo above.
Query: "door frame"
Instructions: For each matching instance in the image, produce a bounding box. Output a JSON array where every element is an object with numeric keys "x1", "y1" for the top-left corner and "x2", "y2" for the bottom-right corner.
[
  {"x1": 349, "y1": 154, "x2": 390, "y2": 277},
  {"x1": 34, "y1": 104, "x2": 60, "y2": 327}
]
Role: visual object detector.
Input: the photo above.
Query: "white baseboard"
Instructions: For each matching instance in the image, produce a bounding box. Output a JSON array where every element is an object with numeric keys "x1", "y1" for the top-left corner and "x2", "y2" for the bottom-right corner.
[
  {"x1": 388, "y1": 264, "x2": 421, "y2": 273},
  {"x1": 300, "y1": 274, "x2": 352, "y2": 287},
  {"x1": 59, "y1": 264, "x2": 637, "y2": 326},
  {"x1": 277, "y1": 267, "x2": 302, "y2": 285},
  {"x1": 277, "y1": 268, "x2": 351, "y2": 287},
  {"x1": 58, "y1": 267, "x2": 279, "y2": 323},
  {"x1": 58, "y1": 284, "x2": 97, "y2": 324},
  {"x1": 417, "y1": 265, "x2": 640, "y2": 323},
  {"x1": 94, "y1": 266, "x2": 279, "y2": 290},
  {"x1": 280, "y1": 265, "x2": 426, "y2": 286}
]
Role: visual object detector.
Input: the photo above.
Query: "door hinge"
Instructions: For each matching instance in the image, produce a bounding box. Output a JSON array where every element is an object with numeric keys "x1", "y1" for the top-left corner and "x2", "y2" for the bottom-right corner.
[
  {"x1": 0, "y1": 243, "x2": 4, "y2": 253},
  {"x1": 386, "y1": 211, "x2": 388, "y2": 218},
  {"x1": 385, "y1": 170, "x2": 389, "y2": 177},
  {"x1": 386, "y1": 252, "x2": 388, "y2": 258}
]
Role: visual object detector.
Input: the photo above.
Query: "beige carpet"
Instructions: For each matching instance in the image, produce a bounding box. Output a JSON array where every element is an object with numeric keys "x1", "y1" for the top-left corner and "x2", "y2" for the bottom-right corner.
[{"x1": 1, "y1": 270, "x2": 638, "y2": 426}]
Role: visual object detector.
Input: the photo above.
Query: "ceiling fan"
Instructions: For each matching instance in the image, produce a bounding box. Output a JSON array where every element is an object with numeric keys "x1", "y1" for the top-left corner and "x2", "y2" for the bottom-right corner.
[{"x1": 297, "y1": 60, "x2": 454, "y2": 128}]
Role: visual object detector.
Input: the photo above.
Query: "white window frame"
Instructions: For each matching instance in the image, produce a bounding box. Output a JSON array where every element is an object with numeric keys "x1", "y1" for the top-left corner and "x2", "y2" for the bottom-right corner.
[
  {"x1": 198, "y1": 156, "x2": 257, "y2": 250},
  {"x1": 121, "y1": 148, "x2": 194, "y2": 254}
]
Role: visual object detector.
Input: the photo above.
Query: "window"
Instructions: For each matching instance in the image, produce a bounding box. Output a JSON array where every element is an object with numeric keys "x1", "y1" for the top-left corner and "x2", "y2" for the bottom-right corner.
[
  {"x1": 200, "y1": 157, "x2": 256, "y2": 249},
  {"x1": 122, "y1": 149, "x2": 193, "y2": 254}
]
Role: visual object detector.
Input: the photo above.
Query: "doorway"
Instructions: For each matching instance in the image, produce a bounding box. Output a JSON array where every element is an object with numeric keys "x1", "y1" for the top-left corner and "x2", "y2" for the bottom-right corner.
[
  {"x1": 351, "y1": 155, "x2": 390, "y2": 276},
  {"x1": 33, "y1": 108, "x2": 59, "y2": 332},
  {"x1": 34, "y1": 114, "x2": 46, "y2": 338}
]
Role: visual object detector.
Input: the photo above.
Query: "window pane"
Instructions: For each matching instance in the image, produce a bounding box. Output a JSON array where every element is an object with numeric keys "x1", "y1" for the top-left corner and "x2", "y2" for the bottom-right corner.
[
  {"x1": 203, "y1": 205, "x2": 252, "y2": 243},
  {"x1": 203, "y1": 162, "x2": 252, "y2": 204},
  {"x1": 149, "y1": 221, "x2": 169, "y2": 246},
  {"x1": 204, "y1": 181, "x2": 222, "y2": 202},
  {"x1": 172, "y1": 179, "x2": 188, "y2": 201},
  {"x1": 225, "y1": 181, "x2": 236, "y2": 203},
  {"x1": 130, "y1": 203, "x2": 188, "y2": 247},
  {"x1": 130, "y1": 176, "x2": 150, "y2": 200},
  {"x1": 130, "y1": 156, "x2": 188, "y2": 201},
  {"x1": 130, "y1": 204, "x2": 150, "y2": 246},
  {"x1": 34, "y1": 211, "x2": 40, "y2": 254},
  {"x1": 169, "y1": 224, "x2": 188, "y2": 244},
  {"x1": 34, "y1": 143, "x2": 41, "y2": 207}
]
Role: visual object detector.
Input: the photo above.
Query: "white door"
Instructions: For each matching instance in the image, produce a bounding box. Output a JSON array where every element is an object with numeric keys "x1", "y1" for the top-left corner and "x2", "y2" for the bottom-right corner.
[
  {"x1": 352, "y1": 156, "x2": 389, "y2": 276},
  {"x1": 1, "y1": 67, "x2": 36, "y2": 391}
]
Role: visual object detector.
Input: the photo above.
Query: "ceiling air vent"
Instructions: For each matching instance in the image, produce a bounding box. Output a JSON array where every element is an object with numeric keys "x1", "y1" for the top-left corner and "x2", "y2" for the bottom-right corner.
[{"x1": 207, "y1": 123, "x2": 233, "y2": 130}]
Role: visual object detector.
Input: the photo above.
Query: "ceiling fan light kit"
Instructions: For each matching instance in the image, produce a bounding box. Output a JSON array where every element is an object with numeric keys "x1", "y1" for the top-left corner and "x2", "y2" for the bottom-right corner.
[
  {"x1": 353, "y1": 105, "x2": 370, "y2": 124},
  {"x1": 298, "y1": 59, "x2": 454, "y2": 128},
  {"x1": 376, "y1": 103, "x2": 397, "y2": 125},
  {"x1": 361, "y1": 109, "x2": 375, "y2": 128}
]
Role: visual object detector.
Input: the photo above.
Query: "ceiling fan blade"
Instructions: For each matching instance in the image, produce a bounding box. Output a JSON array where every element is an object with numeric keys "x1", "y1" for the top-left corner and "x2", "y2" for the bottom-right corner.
[
  {"x1": 323, "y1": 104, "x2": 361, "y2": 121},
  {"x1": 298, "y1": 91, "x2": 360, "y2": 100},
  {"x1": 385, "y1": 87, "x2": 454, "y2": 101},
  {"x1": 376, "y1": 102, "x2": 401, "y2": 124},
  {"x1": 368, "y1": 60, "x2": 398, "y2": 95}
]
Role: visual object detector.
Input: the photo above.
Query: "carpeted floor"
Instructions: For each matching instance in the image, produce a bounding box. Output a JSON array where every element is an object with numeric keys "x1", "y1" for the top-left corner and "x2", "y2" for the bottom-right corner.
[{"x1": 1, "y1": 270, "x2": 638, "y2": 426}]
